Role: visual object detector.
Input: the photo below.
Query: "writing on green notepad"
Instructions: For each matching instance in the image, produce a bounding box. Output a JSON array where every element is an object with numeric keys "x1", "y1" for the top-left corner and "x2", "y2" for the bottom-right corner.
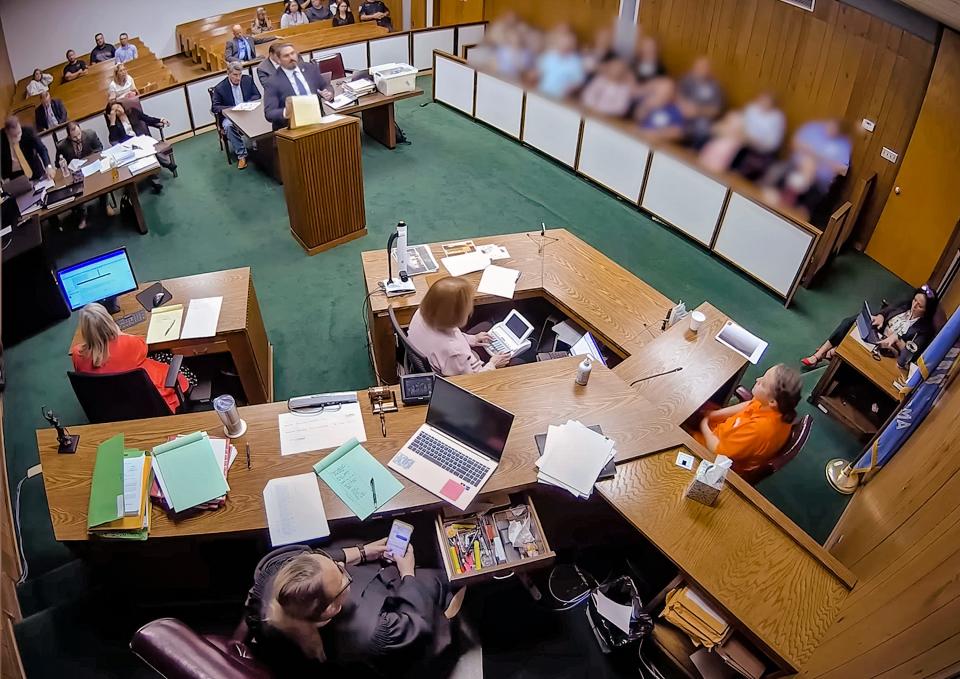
[{"x1": 314, "y1": 437, "x2": 403, "y2": 520}]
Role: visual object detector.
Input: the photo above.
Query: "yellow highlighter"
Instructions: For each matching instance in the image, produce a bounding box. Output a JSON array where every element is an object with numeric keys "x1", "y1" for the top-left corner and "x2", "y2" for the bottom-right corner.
[
  {"x1": 449, "y1": 546, "x2": 463, "y2": 574},
  {"x1": 473, "y1": 541, "x2": 482, "y2": 571}
]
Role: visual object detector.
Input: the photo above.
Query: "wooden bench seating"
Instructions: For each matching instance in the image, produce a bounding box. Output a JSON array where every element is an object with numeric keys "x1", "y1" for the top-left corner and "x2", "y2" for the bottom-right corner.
[{"x1": 177, "y1": 2, "x2": 285, "y2": 56}]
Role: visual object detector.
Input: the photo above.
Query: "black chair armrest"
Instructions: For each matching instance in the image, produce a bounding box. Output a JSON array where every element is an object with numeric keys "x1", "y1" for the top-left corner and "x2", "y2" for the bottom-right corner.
[{"x1": 164, "y1": 355, "x2": 184, "y2": 388}]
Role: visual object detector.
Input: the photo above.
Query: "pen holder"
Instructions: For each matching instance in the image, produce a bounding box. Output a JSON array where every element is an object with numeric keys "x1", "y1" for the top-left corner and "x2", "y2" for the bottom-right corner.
[{"x1": 214, "y1": 394, "x2": 246, "y2": 438}]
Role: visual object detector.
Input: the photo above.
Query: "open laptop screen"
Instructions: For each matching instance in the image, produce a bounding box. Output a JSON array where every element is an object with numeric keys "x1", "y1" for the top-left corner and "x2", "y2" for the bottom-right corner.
[{"x1": 426, "y1": 377, "x2": 514, "y2": 461}]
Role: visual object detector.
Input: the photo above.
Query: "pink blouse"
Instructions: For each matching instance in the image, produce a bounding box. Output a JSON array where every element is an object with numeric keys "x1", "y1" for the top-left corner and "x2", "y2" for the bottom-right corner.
[{"x1": 406, "y1": 310, "x2": 491, "y2": 376}]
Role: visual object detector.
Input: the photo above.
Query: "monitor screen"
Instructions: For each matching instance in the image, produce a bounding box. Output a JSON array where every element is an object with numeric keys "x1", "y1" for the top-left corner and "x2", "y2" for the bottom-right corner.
[
  {"x1": 56, "y1": 248, "x2": 138, "y2": 311},
  {"x1": 505, "y1": 313, "x2": 529, "y2": 339},
  {"x1": 426, "y1": 377, "x2": 514, "y2": 461}
]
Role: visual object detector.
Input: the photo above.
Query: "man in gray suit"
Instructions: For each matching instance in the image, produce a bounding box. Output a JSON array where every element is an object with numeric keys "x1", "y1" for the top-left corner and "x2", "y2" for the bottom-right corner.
[
  {"x1": 256, "y1": 42, "x2": 282, "y2": 86},
  {"x1": 224, "y1": 24, "x2": 257, "y2": 62}
]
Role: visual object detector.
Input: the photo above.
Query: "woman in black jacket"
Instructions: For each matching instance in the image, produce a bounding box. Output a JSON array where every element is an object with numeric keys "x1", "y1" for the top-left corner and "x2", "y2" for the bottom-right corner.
[
  {"x1": 104, "y1": 101, "x2": 178, "y2": 175},
  {"x1": 802, "y1": 285, "x2": 939, "y2": 367}
]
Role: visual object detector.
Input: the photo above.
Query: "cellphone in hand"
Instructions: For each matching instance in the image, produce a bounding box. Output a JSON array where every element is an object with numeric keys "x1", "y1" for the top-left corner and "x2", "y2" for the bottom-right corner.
[{"x1": 384, "y1": 519, "x2": 413, "y2": 561}]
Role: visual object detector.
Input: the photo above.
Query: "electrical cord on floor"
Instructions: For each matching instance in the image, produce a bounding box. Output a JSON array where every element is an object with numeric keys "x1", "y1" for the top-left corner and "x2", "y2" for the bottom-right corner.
[
  {"x1": 362, "y1": 287, "x2": 386, "y2": 386},
  {"x1": 14, "y1": 463, "x2": 43, "y2": 585}
]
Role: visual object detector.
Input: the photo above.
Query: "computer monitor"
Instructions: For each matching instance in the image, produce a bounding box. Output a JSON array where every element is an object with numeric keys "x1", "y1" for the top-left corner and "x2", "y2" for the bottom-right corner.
[
  {"x1": 426, "y1": 377, "x2": 515, "y2": 462},
  {"x1": 56, "y1": 248, "x2": 138, "y2": 313}
]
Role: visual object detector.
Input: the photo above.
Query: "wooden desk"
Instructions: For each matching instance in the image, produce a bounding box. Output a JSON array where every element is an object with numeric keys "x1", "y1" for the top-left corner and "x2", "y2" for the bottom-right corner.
[
  {"x1": 67, "y1": 268, "x2": 274, "y2": 405},
  {"x1": 324, "y1": 87, "x2": 424, "y2": 149},
  {"x1": 810, "y1": 327, "x2": 903, "y2": 437},
  {"x1": 361, "y1": 229, "x2": 674, "y2": 382},
  {"x1": 614, "y1": 302, "x2": 748, "y2": 424}
]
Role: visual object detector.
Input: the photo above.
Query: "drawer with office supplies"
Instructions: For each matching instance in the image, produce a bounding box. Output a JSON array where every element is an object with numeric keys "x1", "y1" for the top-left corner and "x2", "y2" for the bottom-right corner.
[{"x1": 434, "y1": 493, "x2": 555, "y2": 586}]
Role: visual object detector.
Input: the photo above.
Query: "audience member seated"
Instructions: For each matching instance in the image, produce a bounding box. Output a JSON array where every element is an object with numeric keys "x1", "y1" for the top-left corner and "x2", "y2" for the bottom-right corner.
[
  {"x1": 690, "y1": 364, "x2": 801, "y2": 476},
  {"x1": 114, "y1": 32, "x2": 139, "y2": 63},
  {"x1": 634, "y1": 78, "x2": 686, "y2": 143},
  {"x1": 305, "y1": 0, "x2": 334, "y2": 21},
  {"x1": 792, "y1": 118, "x2": 851, "y2": 195},
  {"x1": 105, "y1": 101, "x2": 175, "y2": 191},
  {"x1": 90, "y1": 33, "x2": 116, "y2": 63},
  {"x1": 257, "y1": 42, "x2": 283, "y2": 86},
  {"x1": 56, "y1": 121, "x2": 116, "y2": 226},
  {"x1": 1, "y1": 117, "x2": 53, "y2": 181},
  {"x1": 802, "y1": 286, "x2": 939, "y2": 368},
  {"x1": 406, "y1": 276, "x2": 511, "y2": 376},
  {"x1": 634, "y1": 36, "x2": 665, "y2": 83},
  {"x1": 581, "y1": 25, "x2": 615, "y2": 76},
  {"x1": 251, "y1": 6, "x2": 274, "y2": 35},
  {"x1": 698, "y1": 92, "x2": 784, "y2": 175},
  {"x1": 536, "y1": 26, "x2": 585, "y2": 99},
  {"x1": 224, "y1": 24, "x2": 257, "y2": 62},
  {"x1": 359, "y1": 0, "x2": 392, "y2": 31},
  {"x1": 281, "y1": 0, "x2": 309, "y2": 28},
  {"x1": 107, "y1": 63, "x2": 139, "y2": 101},
  {"x1": 25, "y1": 68, "x2": 53, "y2": 96},
  {"x1": 246, "y1": 537, "x2": 454, "y2": 676},
  {"x1": 62, "y1": 50, "x2": 88, "y2": 83},
  {"x1": 333, "y1": 1, "x2": 355, "y2": 27},
  {"x1": 70, "y1": 303, "x2": 190, "y2": 413},
  {"x1": 580, "y1": 57, "x2": 636, "y2": 118},
  {"x1": 212, "y1": 61, "x2": 262, "y2": 170},
  {"x1": 264, "y1": 43, "x2": 333, "y2": 129},
  {"x1": 33, "y1": 91, "x2": 67, "y2": 132},
  {"x1": 676, "y1": 56, "x2": 724, "y2": 149}
]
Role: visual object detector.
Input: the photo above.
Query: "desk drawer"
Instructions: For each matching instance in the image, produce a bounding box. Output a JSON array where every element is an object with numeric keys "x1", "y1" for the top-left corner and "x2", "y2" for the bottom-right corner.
[
  {"x1": 173, "y1": 340, "x2": 230, "y2": 358},
  {"x1": 434, "y1": 493, "x2": 555, "y2": 587}
]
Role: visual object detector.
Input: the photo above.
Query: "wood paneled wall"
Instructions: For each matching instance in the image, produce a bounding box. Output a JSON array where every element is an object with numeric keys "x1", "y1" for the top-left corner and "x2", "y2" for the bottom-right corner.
[
  {"x1": 484, "y1": 0, "x2": 936, "y2": 245},
  {"x1": 0, "y1": 18, "x2": 15, "y2": 119},
  {"x1": 0, "y1": 401, "x2": 25, "y2": 679},
  {"x1": 801, "y1": 371, "x2": 960, "y2": 677}
]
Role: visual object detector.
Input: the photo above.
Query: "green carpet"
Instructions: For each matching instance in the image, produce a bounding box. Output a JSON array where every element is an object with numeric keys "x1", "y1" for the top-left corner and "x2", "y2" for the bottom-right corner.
[{"x1": 4, "y1": 78, "x2": 910, "y2": 580}]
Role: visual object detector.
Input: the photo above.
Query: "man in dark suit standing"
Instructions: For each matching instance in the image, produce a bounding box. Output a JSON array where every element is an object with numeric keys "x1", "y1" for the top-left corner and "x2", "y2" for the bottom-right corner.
[
  {"x1": 34, "y1": 91, "x2": 68, "y2": 132},
  {"x1": 212, "y1": 61, "x2": 262, "y2": 169},
  {"x1": 256, "y1": 42, "x2": 282, "y2": 87},
  {"x1": 263, "y1": 43, "x2": 333, "y2": 130},
  {"x1": 1, "y1": 117, "x2": 53, "y2": 181},
  {"x1": 224, "y1": 24, "x2": 257, "y2": 63}
]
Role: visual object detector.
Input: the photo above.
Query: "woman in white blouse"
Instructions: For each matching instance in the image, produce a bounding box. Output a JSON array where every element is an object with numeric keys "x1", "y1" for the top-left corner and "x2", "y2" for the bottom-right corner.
[
  {"x1": 107, "y1": 63, "x2": 138, "y2": 101},
  {"x1": 26, "y1": 69, "x2": 53, "y2": 97},
  {"x1": 281, "y1": 0, "x2": 309, "y2": 27}
]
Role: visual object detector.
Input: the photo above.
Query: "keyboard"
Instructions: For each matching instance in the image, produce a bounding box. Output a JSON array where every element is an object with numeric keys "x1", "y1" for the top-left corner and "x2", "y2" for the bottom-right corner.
[
  {"x1": 116, "y1": 309, "x2": 146, "y2": 330},
  {"x1": 537, "y1": 351, "x2": 570, "y2": 362},
  {"x1": 409, "y1": 432, "x2": 488, "y2": 487}
]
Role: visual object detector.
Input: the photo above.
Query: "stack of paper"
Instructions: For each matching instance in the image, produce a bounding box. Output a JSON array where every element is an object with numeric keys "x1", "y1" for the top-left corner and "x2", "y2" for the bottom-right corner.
[
  {"x1": 313, "y1": 437, "x2": 403, "y2": 520},
  {"x1": 477, "y1": 265, "x2": 520, "y2": 299},
  {"x1": 536, "y1": 420, "x2": 616, "y2": 498},
  {"x1": 264, "y1": 473, "x2": 330, "y2": 546},
  {"x1": 87, "y1": 434, "x2": 152, "y2": 540},
  {"x1": 180, "y1": 296, "x2": 223, "y2": 339},
  {"x1": 342, "y1": 78, "x2": 375, "y2": 96},
  {"x1": 150, "y1": 434, "x2": 237, "y2": 512},
  {"x1": 441, "y1": 251, "x2": 491, "y2": 277},
  {"x1": 660, "y1": 586, "x2": 731, "y2": 649},
  {"x1": 146, "y1": 304, "x2": 184, "y2": 344},
  {"x1": 150, "y1": 432, "x2": 229, "y2": 513},
  {"x1": 231, "y1": 101, "x2": 261, "y2": 112}
]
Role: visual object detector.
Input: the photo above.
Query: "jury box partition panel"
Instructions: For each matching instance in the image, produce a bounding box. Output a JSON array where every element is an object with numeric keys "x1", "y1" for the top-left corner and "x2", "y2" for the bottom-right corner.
[
  {"x1": 457, "y1": 24, "x2": 486, "y2": 57},
  {"x1": 369, "y1": 35, "x2": 411, "y2": 67},
  {"x1": 184, "y1": 74, "x2": 228, "y2": 130},
  {"x1": 430, "y1": 50, "x2": 821, "y2": 307},
  {"x1": 412, "y1": 28, "x2": 455, "y2": 70},
  {"x1": 140, "y1": 88, "x2": 193, "y2": 138},
  {"x1": 314, "y1": 42, "x2": 369, "y2": 71}
]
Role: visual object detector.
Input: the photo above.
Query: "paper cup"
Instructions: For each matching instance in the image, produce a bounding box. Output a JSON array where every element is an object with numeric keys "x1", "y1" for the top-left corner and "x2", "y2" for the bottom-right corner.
[{"x1": 689, "y1": 311, "x2": 706, "y2": 333}]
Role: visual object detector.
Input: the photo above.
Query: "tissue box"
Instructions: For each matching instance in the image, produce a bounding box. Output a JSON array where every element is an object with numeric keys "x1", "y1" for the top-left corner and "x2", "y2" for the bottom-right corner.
[
  {"x1": 370, "y1": 63, "x2": 417, "y2": 96},
  {"x1": 685, "y1": 460, "x2": 725, "y2": 506}
]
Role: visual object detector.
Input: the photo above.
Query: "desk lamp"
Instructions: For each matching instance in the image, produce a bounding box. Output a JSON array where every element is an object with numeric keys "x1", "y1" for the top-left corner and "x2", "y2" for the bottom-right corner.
[{"x1": 382, "y1": 220, "x2": 416, "y2": 296}]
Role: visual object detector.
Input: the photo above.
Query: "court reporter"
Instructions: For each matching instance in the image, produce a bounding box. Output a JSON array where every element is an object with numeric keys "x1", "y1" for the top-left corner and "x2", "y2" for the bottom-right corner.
[
  {"x1": 70, "y1": 303, "x2": 189, "y2": 413},
  {"x1": 247, "y1": 538, "x2": 455, "y2": 676},
  {"x1": 801, "y1": 286, "x2": 939, "y2": 368},
  {"x1": 692, "y1": 364, "x2": 801, "y2": 475},
  {"x1": 406, "y1": 276, "x2": 511, "y2": 376}
]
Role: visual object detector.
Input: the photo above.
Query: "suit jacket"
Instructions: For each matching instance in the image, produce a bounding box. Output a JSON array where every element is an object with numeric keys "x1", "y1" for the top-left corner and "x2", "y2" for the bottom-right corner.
[
  {"x1": 34, "y1": 99, "x2": 68, "y2": 131},
  {"x1": 56, "y1": 130, "x2": 103, "y2": 163},
  {"x1": 107, "y1": 108, "x2": 163, "y2": 145},
  {"x1": 1, "y1": 126, "x2": 50, "y2": 180},
  {"x1": 224, "y1": 36, "x2": 257, "y2": 62},
  {"x1": 879, "y1": 299, "x2": 938, "y2": 354},
  {"x1": 263, "y1": 62, "x2": 331, "y2": 130},
  {"x1": 211, "y1": 74, "x2": 262, "y2": 116},
  {"x1": 256, "y1": 57, "x2": 278, "y2": 87}
]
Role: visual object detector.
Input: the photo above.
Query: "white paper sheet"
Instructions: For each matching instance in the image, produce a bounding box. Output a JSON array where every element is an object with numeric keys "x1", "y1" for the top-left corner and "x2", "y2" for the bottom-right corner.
[
  {"x1": 537, "y1": 421, "x2": 615, "y2": 498},
  {"x1": 477, "y1": 265, "x2": 520, "y2": 299},
  {"x1": 80, "y1": 162, "x2": 100, "y2": 178},
  {"x1": 263, "y1": 473, "x2": 330, "y2": 546},
  {"x1": 441, "y1": 251, "x2": 491, "y2": 277},
  {"x1": 131, "y1": 135, "x2": 159, "y2": 150},
  {"x1": 122, "y1": 455, "x2": 145, "y2": 515},
  {"x1": 715, "y1": 321, "x2": 768, "y2": 364},
  {"x1": 278, "y1": 402, "x2": 367, "y2": 456},
  {"x1": 477, "y1": 244, "x2": 510, "y2": 260},
  {"x1": 232, "y1": 101, "x2": 262, "y2": 111},
  {"x1": 591, "y1": 590, "x2": 634, "y2": 635},
  {"x1": 552, "y1": 320, "x2": 584, "y2": 347},
  {"x1": 128, "y1": 156, "x2": 159, "y2": 175},
  {"x1": 180, "y1": 296, "x2": 223, "y2": 339}
]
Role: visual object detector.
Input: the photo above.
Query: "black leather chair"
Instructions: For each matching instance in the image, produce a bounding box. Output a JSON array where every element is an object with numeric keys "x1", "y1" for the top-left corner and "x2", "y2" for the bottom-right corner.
[
  {"x1": 208, "y1": 86, "x2": 234, "y2": 166},
  {"x1": 313, "y1": 53, "x2": 347, "y2": 80},
  {"x1": 68, "y1": 355, "x2": 209, "y2": 423},
  {"x1": 387, "y1": 307, "x2": 431, "y2": 375}
]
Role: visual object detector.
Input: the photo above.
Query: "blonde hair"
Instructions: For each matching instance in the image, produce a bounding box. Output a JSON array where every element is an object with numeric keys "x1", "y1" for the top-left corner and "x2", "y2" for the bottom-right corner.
[
  {"x1": 265, "y1": 554, "x2": 339, "y2": 661},
  {"x1": 113, "y1": 63, "x2": 127, "y2": 84},
  {"x1": 420, "y1": 276, "x2": 474, "y2": 331},
  {"x1": 77, "y1": 303, "x2": 120, "y2": 368}
]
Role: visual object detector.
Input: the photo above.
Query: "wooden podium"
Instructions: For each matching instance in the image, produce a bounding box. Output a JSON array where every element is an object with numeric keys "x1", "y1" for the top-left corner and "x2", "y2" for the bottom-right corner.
[{"x1": 276, "y1": 116, "x2": 367, "y2": 255}]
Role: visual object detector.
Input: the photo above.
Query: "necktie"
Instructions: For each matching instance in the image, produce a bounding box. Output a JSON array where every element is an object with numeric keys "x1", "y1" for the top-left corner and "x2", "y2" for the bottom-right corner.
[
  {"x1": 13, "y1": 141, "x2": 32, "y2": 179},
  {"x1": 238, "y1": 40, "x2": 247, "y2": 60},
  {"x1": 292, "y1": 71, "x2": 308, "y2": 96}
]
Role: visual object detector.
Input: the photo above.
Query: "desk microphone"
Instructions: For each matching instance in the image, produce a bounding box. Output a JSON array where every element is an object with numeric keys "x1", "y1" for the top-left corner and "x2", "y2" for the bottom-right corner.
[{"x1": 629, "y1": 367, "x2": 682, "y2": 386}]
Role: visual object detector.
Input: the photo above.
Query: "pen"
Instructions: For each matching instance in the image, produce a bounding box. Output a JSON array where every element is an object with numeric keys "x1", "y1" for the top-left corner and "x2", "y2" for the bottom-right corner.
[
  {"x1": 246, "y1": 442, "x2": 251, "y2": 470},
  {"x1": 370, "y1": 478, "x2": 378, "y2": 505}
]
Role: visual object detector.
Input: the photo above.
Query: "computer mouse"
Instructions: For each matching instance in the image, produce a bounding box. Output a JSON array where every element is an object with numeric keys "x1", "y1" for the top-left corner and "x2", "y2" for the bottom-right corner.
[{"x1": 153, "y1": 292, "x2": 165, "y2": 307}]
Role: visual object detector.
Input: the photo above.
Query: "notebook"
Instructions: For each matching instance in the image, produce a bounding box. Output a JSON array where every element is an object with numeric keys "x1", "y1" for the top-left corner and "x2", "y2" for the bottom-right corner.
[
  {"x1": 314, "y1": 437, "x2": 403, "y2": 520},
  {"x1": 151, "y1": 432, "x2": 229, "y2": 513}
]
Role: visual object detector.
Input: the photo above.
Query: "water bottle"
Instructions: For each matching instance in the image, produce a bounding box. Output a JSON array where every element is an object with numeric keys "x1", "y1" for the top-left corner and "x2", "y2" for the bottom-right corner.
[
  {"x1": 575, "y1": 356, "x2": 593, "y2": 386},
  {"x1": 109, "y1": 155, "x2": 119, "y2": 182},
  {"x1": 58, "y1": 156, "x2": 68, "y2": 180}
]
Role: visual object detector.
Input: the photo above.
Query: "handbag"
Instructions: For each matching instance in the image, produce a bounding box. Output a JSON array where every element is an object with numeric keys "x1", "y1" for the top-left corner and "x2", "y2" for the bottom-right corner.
[{"x1": 586, "y1": 575, "x2": 654, "y2": 653}]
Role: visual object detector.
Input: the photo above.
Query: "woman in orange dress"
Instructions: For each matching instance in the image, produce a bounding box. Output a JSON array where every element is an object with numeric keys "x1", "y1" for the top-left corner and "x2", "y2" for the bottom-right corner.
[{"x1": 70, "y1": 303, "x2": 188, "y2": 413}]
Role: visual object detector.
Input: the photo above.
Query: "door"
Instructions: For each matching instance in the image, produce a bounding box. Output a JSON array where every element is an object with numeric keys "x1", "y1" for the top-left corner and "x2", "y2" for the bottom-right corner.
[
  {"x1": 436, "y1": 0, "x2": 484, "y2": 26},
  {"x1": 865, "y1": 30, "x2": 960, "y2": 287}
]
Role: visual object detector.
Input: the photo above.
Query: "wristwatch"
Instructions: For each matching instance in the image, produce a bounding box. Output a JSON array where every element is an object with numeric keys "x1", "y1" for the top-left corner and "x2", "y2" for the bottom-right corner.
[{"x1": 356, "y1": 543, "x2": 368, "y2": 564}]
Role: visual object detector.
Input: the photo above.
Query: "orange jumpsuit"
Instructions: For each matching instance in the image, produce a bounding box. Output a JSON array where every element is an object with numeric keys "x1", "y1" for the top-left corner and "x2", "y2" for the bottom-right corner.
[{"x1": 693, "y1": 400, "x2": 791, "y2": 474}]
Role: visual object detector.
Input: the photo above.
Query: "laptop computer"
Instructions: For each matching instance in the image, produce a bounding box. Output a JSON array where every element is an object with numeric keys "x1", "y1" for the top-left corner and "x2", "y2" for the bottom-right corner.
[
  {"x1": 2, "y1": 176, "x2": 42, "y2": 214},
  {"x1": 487, "y1": 309, "x2": 535, "y2": 358},
  {"x1": 388, "y1": 377, "x2": 514, "y2": 510},
  {"x1": 856, "y1": 301, "x2": 881, "y2": 344}
]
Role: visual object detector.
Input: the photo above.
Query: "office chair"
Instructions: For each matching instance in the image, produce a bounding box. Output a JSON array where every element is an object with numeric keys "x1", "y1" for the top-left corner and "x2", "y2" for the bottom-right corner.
[
  {"x1": 208, "y1": 86, "x2": 234, "y2": 166},
  {"x1": 387, "y1": 307, "x2": 431, "y2": 375},
  {"x1": 68, "y1": 355, "x2": 209, "y2": 423},
  {"x1": 733, "y1": 386, "x2": 813, "y2": 485},
  {"x1": 313, "y1": 53, "x2": 347, "y2": 80}
]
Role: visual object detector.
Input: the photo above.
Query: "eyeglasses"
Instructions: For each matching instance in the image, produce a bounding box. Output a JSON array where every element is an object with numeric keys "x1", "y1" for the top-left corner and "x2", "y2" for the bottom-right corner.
[{"x1": 305, "y1": 550, "x2": 353, "y2": 624}]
